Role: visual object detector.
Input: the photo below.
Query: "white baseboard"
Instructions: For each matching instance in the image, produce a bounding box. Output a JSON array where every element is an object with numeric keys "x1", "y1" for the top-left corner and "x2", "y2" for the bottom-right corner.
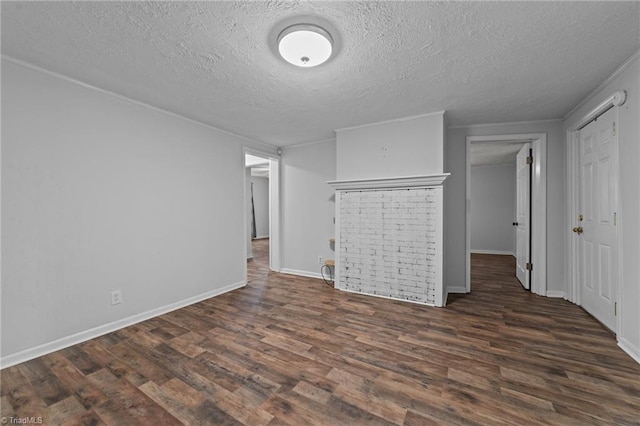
[
  {"x1": 446, "y1": 286, "x2": 468, "y2": 294},
  {"x1": 339, "y1": 288, "x2": 441, "y2": 307},
  {"x1": 253, "y1": 236, "x2": 269, "y2": 240},
  {"x1": 471, "y1": 250, "x2": 514, "y2": 256},
  {"x1": 618, "y1": 337, "x2": 640, "y2": 365},
  {"x1": 280, "y1": 268, "x2": 323, "y2": 280},
  {"x1": 546, "y1": 290, "x2": 566, "y2": 299},
  {"x1": 0, "y1": 280, "x2": 246, "y2": 370}
]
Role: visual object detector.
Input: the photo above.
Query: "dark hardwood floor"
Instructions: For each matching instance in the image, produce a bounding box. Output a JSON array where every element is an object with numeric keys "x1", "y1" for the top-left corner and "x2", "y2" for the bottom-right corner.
[{"x1": 2, "y1": 250, "x2": 639, "y2": 425}]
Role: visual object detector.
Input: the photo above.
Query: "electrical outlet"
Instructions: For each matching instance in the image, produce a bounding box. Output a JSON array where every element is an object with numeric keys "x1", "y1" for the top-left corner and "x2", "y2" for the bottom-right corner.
[
  {"x1": 318, "y1": 256, "x2": 323, "y2": 265},
  {"x1": 111, "y1": 290, "x2": 122, "y2": 306}
]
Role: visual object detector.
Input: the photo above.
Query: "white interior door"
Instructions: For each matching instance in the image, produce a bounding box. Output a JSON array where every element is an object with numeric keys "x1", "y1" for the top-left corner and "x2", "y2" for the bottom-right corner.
[
  {"x1": 578, "y1": 107, "x2": 618, "y2": 332},
  {"x1": 515, "y1": 144, "x2": 531, "y2": 289}
]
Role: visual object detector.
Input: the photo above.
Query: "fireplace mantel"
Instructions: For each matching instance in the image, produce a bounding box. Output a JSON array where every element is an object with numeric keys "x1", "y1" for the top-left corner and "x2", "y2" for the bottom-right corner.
[{"x1": 327, "y1": 173, "x2": 449, "y2": 191}]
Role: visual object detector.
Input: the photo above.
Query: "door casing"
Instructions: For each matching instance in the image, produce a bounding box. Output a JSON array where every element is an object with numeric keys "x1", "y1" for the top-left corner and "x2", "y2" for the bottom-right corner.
[
  {"x1": 465, "y1": 133, "x2": 547, "y2": 296},
  {"x1": 243, "y1": 147, "x2": 281, "y2": 278}
]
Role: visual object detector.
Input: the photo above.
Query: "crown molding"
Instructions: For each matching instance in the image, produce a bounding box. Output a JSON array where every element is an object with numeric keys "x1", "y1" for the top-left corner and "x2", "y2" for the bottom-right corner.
[
  {"x1": 563, "y1": 49, "x2": 640, "y2": 121},
  {"x1": 283, "y1": 137, "x2": 336, "y2": 150},
  {"x1": 1, "y1": 55, "x2": 277, "y2": 151},
  {"x1": 335, "y1": 111, "x2": 445, "y2": 133},
  {"x1": 448, "y1": 118, "x2": 562, "y2": 130},
  {"x1": 327, "y1": 174, "x2": 450, "y2": 191}
]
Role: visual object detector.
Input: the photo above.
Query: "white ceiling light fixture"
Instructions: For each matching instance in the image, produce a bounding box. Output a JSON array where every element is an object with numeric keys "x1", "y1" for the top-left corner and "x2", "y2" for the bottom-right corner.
[{"x1": 277, "y1": 24, "x2": 333, "y2": 67}]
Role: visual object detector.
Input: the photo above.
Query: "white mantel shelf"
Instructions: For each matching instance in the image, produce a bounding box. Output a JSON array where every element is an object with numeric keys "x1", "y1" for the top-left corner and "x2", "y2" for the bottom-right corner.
[{"x1": 327, "y1": 173, "x2": 450, "y2": 191}]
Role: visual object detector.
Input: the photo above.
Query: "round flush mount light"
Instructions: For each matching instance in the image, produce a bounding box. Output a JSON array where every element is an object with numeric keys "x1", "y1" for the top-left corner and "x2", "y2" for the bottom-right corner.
[{"x1": 277, "y1": 24, "x2": 333, "y2": 67}]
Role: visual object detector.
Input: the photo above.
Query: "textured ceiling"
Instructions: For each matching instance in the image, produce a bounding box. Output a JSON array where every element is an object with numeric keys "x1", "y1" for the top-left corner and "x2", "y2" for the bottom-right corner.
[{"x1": 2, "y1": 1, "x2": 639, "y2": 146}]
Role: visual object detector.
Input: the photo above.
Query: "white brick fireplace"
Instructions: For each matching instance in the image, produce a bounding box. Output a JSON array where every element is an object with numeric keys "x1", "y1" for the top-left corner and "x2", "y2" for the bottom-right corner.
[{"x1": 328, "y1": 174, "x2": 449, "y2": 306}]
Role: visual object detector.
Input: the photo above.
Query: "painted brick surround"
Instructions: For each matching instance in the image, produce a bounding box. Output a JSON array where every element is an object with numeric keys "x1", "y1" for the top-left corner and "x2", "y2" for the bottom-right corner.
[{"x1": 328, "y1": 174, "x2": 448, "y2": 306}]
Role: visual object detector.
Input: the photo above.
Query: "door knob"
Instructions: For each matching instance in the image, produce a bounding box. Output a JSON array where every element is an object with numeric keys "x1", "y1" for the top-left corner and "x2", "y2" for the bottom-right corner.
[
  {"x1": 572, "y1": 226, "x2": 583, "y2": 235},
  {"x1": 512, "y1": 222, "x2": 519, "y2": 226}
]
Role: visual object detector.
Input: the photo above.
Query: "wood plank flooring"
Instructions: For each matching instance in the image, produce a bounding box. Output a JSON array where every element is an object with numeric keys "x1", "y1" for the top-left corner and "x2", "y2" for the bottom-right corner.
[{"x1": 2, "y1": 249, "x2": 640, "y2": 425}]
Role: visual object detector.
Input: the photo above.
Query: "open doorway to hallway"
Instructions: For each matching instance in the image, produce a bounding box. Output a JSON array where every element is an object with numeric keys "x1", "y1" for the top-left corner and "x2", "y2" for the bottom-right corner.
[
  {"x1": 244, "y1": 152, "x2": 279, "y2": 283},
  {"x1": 469, "y1": 141, "x2": 528, "y2": 288},
  {"x1": 466, "y1": 133, "x2": 547, "y2": 296}
]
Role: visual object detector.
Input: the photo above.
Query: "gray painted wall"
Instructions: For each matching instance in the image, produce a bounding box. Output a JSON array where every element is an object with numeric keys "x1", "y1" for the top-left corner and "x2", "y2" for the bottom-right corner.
[
  {"x1": 470, "y1": 163, "x2": 516, "y2": 254},
  {"x1": 336, "y1": 113, "x2": 444, "y2": 180},
  {"x1": 1, "y1": 59, "x2": 276, "y2": 360},
  {"x1": 281, "y1": 140, "x2": 336, "y2": 278}
]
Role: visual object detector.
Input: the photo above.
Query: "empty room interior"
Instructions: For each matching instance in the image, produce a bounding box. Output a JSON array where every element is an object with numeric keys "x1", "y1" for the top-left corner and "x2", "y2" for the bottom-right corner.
[{"x1": 2, "y1": 2, "x2": 640, "y2": 425}]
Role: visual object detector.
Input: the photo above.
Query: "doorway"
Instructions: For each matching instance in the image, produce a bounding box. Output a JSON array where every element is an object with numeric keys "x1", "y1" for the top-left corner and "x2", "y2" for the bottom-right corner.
[
  {"x1": 244, "y1": 149, "x2": 281, "y2": 282},
  {"x1": 466, "y1": 133, "x2": 547, "y2": 296}
]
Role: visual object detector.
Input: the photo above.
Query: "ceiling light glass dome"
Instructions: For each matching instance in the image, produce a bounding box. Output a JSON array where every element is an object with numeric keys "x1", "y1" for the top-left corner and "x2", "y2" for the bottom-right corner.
[{"x1": 277, "y1": 24, "x2": 333, "y2": 67}]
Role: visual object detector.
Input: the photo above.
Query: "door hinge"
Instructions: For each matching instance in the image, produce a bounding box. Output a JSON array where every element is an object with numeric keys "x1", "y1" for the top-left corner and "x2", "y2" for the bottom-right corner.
[
  {"x1": 614, "y1": 302, "x2": 617, "y2": 316},
  {"x1": 526, "y1": 262, "x2": 533, "y2": 271},
  {"x1": 526, "y1": 156, "x2": 533, "y2": 165},
  {"x1": 614, "y1": 212, "x2": 617, "y2": 226}
]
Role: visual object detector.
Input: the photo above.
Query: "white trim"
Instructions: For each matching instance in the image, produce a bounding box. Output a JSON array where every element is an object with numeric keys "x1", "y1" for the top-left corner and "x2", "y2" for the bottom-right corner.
[
  {"x1": 280, "y1": 268, "x2": 324, "y2": 280},
  {"x1": 1, "y1": 55, "x2": 277, "y2": 151},
  {"x1": 471, "y1": 250, "x2": 514, "y2": 256},
  {"x1": 448, "y1": 118, "x2": 562, "y2": 130},
  {"x1": 466, "y1": 133, "x2": 547, "y2": 296},
  {"x1": 618, "y1": 338, "x2": 640, "y2": 365},
  {"x1": 334, "y1": 191, "x2": 342, "y2": 290},
  {"x1": 546, "y1": 291, "x2": 566, "y2": 299},
  {"x1": 269, "y1": 158, "x2": 281, "y2": 272},
  {"x1": 566, "y1": 130, "x2": 580, "y2": 304},
  {"x1": 327, "y1": 174, "x2": 449, "y2": 191},
  {"x1": 563, "y1": 49, "x2": 640, "y2": 121},
  {"x1": 335, "y1": 110, "x2": 445, "y2": 133},
  {"x1": 532, "y1": 134, "x2": 548, "y2": 297},
  {"x1": 339, "y1": 288, "x2": 439, "y2": 307},
  {"x1": 243, "y1": 148, "x2": 282, "y2": 274},
  {"x1": 434, "y1": 187, "x2": 444, "y2": 307},
  {"x1": 446, "y1": 286, "x2": 468, "y2": 294},
  {"x1": 284, "y1": 137, "x2": 336, "y2": 150},
  {"x1": 244, "y1": 146, "x2": 281, "y2": 160},
  {"x1": 566, "y1": 91, "x2": 629, "y2": 132},
  {"x1": 573, "y1": 91, "x2": 627, "y2": 131},
  {"x1": 0, "y1": 280, "x2": 246, "y2": 370}
]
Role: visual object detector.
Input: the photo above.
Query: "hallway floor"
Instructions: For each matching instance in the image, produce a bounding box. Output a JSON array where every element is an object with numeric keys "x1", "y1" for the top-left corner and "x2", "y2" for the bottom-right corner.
[{"x1": 247, "y1": 238, "x2": 270, "y2": 282}]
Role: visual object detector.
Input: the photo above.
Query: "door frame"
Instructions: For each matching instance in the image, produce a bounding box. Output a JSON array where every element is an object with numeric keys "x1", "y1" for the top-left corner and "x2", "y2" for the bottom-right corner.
[
  {"x1": 566, "y1": 91, "x2": 626, "y2": 333},
  {"x1": 465, "y1": 133, "x2": 547, "y2": 296},
  {"x1": 515, "y1": 143, "x2": 532, "y2": 290},
  {"x1": 243, "y1": 147, "x2": 281, "y2": 276}
]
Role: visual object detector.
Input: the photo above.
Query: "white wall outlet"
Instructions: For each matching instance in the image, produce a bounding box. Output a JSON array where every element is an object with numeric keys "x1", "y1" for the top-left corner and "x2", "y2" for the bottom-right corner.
[
  {"x1": 110, "y1": 290, "x2": 122, "y2": 306},
  {"x1": 318, "y1": 256, "x2": 323, "y2": 264}
]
